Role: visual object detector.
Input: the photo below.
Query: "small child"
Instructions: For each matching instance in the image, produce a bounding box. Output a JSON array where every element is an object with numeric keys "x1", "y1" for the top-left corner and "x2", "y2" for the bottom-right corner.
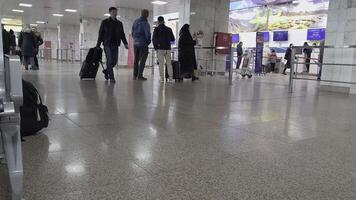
[
  {"x1": 269, "y1": 49, "x2": 277, "y2": 73},
  {"x1": 240, "y1": 50, "x2": 252, "y2": 78}
]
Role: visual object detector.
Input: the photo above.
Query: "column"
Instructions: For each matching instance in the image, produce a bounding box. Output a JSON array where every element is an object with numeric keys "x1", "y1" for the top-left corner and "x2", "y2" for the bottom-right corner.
[{"x1": 322, "y1": 0, "x2": 356, "y2": 94}]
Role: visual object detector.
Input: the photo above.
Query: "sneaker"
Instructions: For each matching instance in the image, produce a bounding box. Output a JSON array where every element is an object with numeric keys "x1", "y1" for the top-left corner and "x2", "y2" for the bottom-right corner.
[
  {"x1": 110, "y1": 79, "x2": 116, "y2": 83},
  {"x1": 138, "y1": 77, "x2": 147, "y2": 81}
]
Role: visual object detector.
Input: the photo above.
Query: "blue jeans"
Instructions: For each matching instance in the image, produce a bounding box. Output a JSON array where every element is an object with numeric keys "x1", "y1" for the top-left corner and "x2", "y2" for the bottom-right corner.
[{"x1": 104, "y1": 45, "x2": 119, "y2": 80}]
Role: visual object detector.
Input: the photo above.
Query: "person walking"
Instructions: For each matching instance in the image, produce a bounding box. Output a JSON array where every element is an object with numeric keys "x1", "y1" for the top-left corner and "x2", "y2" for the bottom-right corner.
[
  {"x1": 97, "y1": 6, "x2": 128, "y2": 83},
  {"x1": 32, "y1": 28, "x2": 43, "y2": 70},
  {"x1": 282, "y1": 43, "x2": 293, "y2": 75},
  {"x1": 303, "y1": 42, "x2": 312, "y2": 73},
  {"x1": 178, "y1": 24, "x2": 199, "y2": 81},
  {"x1": 236, "y1": 42, "x2": 243, "y2": 69},
  {"x1": 18, "y1": 24, "x2": 37, "y2": 70},
  {"x1": 152, "y1": 16, "x2": 175, "y2": 83},
  {"x1": 132, "y1": 9, "x2": 151, "y2": 81},
  {"x1": 9, "y1": 29, "x2": 16, "y2": 55}
]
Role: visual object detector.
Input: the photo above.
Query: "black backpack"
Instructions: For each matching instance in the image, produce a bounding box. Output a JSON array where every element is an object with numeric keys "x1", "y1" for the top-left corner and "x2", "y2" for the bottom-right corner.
[{"x1": 20, "y1": 80, "x2": 49, "y2": 137}]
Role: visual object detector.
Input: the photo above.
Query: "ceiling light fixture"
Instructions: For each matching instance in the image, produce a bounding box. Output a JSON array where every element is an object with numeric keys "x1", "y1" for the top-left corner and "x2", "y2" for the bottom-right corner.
[
  {"x1": 151, "y1": 1, "x2": 168, "y2": 5},
  {"x1": 12, "y1": 9, "x2": 24, "y2": 13},
  {"x1": 2, "y1": 18, "x2": 13, "y2": 21},
  {"x1": 36, "y1": 21, "x2": 46, "y2": 24},
  {"x1": 52, "y1": 13, "x2": 64, "y2": 17},
  {"x1": 65, "y1": 9, "x2": 77, "y2": 13},
  {"x1": 19, "y1": 3, "x2": 32, "y2": 7},
  {"x1": 30, "y1": 23, "x2": 38, "y2": 27}
]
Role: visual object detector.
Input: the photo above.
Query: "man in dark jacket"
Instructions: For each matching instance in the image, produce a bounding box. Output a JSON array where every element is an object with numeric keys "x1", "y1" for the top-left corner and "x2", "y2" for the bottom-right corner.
[
  {"x1": 236, "y1": 42, "x2": 243, "y2": 69},
  {"x1": 18, "y1": 25, "x2": 37, "y2": 70},
  {"x1": 97, "y1": 7, "x2": 128, "y2": 82},
  {"x1": 9, "y1": 29, "x2": 16, "y2": 55},
  {"x1": 132, "y1": 9, "x2": 151, "y2": 81},
  {"x1": 2, "y1": 27, "x2": 10, "y2": 55},
  {"x1": 152, "y1": 16, "x2": 175, "y2": 83},
  {"x1": 303, "y1": 42, "x2": 312, "y2": 73},
  {"x1": 32, "y1": 28, "x2": 43, "y2": 70},
  {"x1": 282, "y1": 43, "x2": 293, "y2": 75}
]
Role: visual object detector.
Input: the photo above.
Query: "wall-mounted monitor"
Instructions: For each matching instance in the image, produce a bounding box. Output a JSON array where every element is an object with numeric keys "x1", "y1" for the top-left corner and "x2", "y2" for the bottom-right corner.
[
  {"x1": 231, "y1": 34, "x2": 240, "y2": 43},
  {"x1": 307, "y1": 28, "x2": 325, "y2": 41},
  {"x1": 263, "y1": 32, "x2": 270, "y2": 42},
  {"x1": 273, "y1": 31, "x2": 288, "y2": 41}
]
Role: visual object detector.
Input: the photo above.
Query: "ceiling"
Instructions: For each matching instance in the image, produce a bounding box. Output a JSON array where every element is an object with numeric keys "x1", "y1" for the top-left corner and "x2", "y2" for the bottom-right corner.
[{"x1": 0, "y1": 0, "x2": 172, "y2": 28}]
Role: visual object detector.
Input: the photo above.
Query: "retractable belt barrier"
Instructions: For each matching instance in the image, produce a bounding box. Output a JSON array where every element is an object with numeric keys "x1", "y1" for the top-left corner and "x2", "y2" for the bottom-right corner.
[{"x1": 289, "y1": 45, "x2": 356, "y2": 93}]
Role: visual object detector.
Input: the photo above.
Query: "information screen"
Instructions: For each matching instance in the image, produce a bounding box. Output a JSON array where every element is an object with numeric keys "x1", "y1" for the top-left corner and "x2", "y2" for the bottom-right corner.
[
  {"x1": 307, "y1": 28, "x2": 325, "y2": 41},
  {"x1": 232, "y1": 34, "x2": 240, "y2": 43},
  {"x1": 273, "y1": 31, "x2": 288, "y2": 41}
]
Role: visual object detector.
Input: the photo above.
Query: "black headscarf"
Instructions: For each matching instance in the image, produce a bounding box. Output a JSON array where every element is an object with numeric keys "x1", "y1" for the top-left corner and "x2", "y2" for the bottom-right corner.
[{"x1": 179, "y1": 24, "x2": 191, "y2": 38}]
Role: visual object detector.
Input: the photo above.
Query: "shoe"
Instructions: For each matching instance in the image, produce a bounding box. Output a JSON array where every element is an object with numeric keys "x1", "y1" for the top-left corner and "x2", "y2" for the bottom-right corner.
[
  {"x1": 133, "y1": 77, "x2": 138, "y2": 80},
  {"x1": 168, "y1": 79, "x2": 174, "y2": 83},
  {"x1": 25, "y1": 67, "x2": 28, "y2": 70},
  {"x1": 282, "y1": 72, "x2": 287, "y2": 75},
  {"x1": 138, "y1": 77, "x2": 147, "y2": 81},
  {"x1": 110, "y1": 79, "x2": 116, "y2": 83},
  {"x1": 192, "y1": 76, "x2": 199, "y2": 82}
]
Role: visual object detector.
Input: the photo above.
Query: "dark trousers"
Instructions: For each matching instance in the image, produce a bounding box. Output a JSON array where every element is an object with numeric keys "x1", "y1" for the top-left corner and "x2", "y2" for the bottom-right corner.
[
  {"x1": 283, "y1": 60, "x2": 291, "y2": 73},
  {"x1": 34, "y1": 54, "x2": 39, "y2": 69},
  {"x1": 133, "y1": 46, "x2": 149, "y2": 78},
  {"x1": 270, "y1": 63, "x2": 276, "y2": 73},
  {"x1": 104, "y1": 45, "x2": 119, "y2": 80},
  {"x1": 236, "y1": 55, "x2": 243, "y2": 69},
  {"x1": 305, "y1": 54, "x2": 311, "y2": 72}
]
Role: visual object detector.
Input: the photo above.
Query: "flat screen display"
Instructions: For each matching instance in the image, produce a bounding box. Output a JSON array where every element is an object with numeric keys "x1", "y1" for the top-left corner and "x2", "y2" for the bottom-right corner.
[
  {"x1": 307, "y1": 28, "x2": 325, "y2": 40},
  {"x1": 232, "y1": 34, "x2": 240, "y2": 43},
  {"x1": 273, "y1": 31, "x2": 288, "y2": 41},
  {"x1": 251, "y1": 0, "x2": 293, "y2": 5},
  {"x1": 263, "y1": 32, "x2": 270, "y2": 42}
]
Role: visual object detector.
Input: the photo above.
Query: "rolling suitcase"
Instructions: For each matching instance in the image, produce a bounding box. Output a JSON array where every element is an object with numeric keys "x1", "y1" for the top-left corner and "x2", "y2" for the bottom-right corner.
[
  {"x1": 79, "y1": 47, "x2": 104, "y2": 80},
  {"x1": 166, "y1": 60, "x2": 182, "y2": 81}
]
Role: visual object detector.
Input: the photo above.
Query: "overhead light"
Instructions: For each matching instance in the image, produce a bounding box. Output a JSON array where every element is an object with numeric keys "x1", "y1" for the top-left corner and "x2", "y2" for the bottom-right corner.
[
  {"x1": 19, "y1": 3, "x2": 32, "y2": 7},
  {"x1": 190, "y1": 12, "x2": 196, "y2": 15},
  {"x1": 65, "y1": 9, "x2": 77, "y2": 13},
  {"x1": 104, "y1": 13, "x2": 110, "y2": 17},
  {"x1": 30, "y1": 23, "x2": 38, "y2": 27},
  {"x1": 152, "y1": 1, "x2": 168, "y2": 5},
  {"x1": 53, "y1": 13, "x2": 64, "y2": 17},
  {"x1": 36, "y1": 21, "x2": 46, "y2": 24},
  {"x1": 2, "y1": 18, "x2": 13, "y2": 21},
  {"x1": 12, "y1": 9, "x2": 24, "y2": 13}
]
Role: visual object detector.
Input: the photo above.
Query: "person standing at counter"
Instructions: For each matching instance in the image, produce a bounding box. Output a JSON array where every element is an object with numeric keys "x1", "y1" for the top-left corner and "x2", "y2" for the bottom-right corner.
[
  {"x1": 236, "y1": 42, "x2": 243, "y2": 69},
  {"x1": 303, "y1": 42, "x2": 312, "y2": 73}
]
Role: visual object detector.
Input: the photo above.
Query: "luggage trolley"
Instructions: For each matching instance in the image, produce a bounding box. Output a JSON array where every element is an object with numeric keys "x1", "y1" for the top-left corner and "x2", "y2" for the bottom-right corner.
[{"x1": 0, "y1": 26, "x2": 24, "y2": 200}]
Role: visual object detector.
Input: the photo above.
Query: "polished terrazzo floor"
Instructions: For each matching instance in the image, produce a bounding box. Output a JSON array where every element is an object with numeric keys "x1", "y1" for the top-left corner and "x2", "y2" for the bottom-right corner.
[{"x1": 1, "y1": 61, "x2": 356, "y2": 199}]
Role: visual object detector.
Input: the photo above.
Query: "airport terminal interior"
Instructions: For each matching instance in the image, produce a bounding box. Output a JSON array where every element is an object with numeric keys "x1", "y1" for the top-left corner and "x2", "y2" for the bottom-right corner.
[{"x1": 1, "y1": 0, "x2": 356, "y2": 199}]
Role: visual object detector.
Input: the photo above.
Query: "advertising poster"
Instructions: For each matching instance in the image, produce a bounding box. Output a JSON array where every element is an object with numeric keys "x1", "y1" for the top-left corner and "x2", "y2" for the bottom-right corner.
[
  {"x1": 255, "y1": 32, "x2": 264, "y2": 74},
  {"x1": 229, "y1": 0, "x2": 329, "y2": 33}
]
